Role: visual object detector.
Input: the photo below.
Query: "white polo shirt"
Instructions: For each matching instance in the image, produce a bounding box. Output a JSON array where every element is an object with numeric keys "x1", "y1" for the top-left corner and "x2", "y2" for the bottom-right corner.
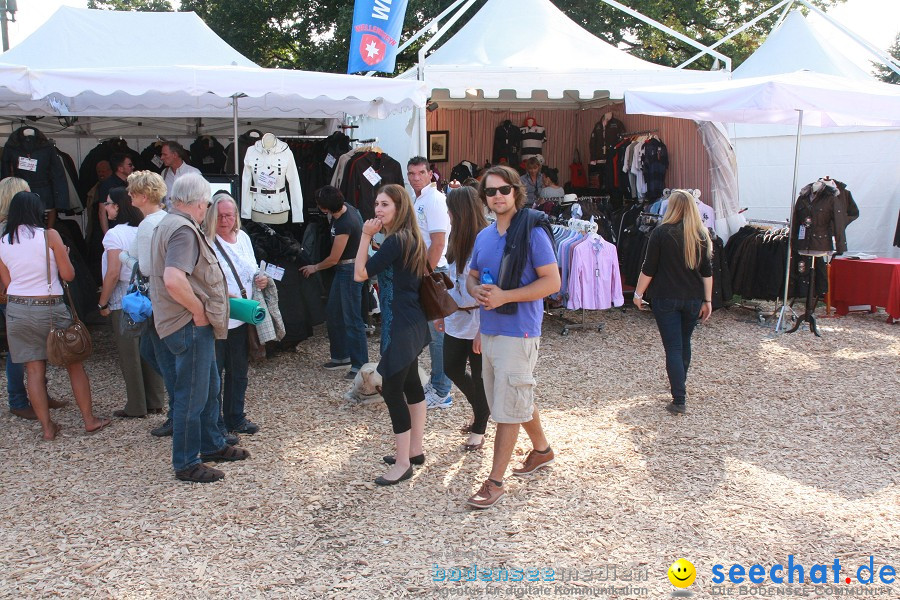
[
  {"x1": 414, "y1": 184, "x2": 450, "y2": 269},
  {"x1": 162, "y1": 162, "x2": 202, "y2": 210}
]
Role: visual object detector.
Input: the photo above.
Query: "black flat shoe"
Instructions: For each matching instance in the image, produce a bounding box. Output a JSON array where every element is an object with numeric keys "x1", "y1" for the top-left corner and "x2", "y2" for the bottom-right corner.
[
  {"x1": 374, "y1": 466, "x2": 414, "y2": 486},
  {"x1": 665, "y1": 402, "x2": 686, "y2": 415},
  {"x1": 113, "y1": 409, "x2": 146, "y2": 419},
  {"x1": 383, "y1": 453, "x2": 425, "y2": 466}
]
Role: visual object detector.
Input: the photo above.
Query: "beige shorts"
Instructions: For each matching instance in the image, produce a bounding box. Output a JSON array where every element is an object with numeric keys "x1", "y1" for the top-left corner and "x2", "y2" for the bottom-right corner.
[{"x1": 481, "y1": 334, "x2": 540, "y2": 424}]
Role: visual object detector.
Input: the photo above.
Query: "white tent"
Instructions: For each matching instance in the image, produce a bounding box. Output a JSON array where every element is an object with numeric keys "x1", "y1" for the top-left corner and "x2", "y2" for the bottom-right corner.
[
  {"x1": 0, "y1": 7, "x2": 426, "y2": 120},
  {"x1": 398, "y1": 0, "x2": 726, "y2": 101}
]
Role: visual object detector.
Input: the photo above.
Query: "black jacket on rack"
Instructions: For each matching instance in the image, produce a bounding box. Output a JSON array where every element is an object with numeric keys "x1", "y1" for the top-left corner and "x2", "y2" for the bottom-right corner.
[
  {"x1": 140, "y1": 141, "x2": 166, "y2": 173},
  {"x1": 190, "y1": 135, "x2": 227, "y2": 174},
  {"x1": 641, "y1": 137, "x2": 669, "y2": 201},
  {"x1": 225, "y1": 129, "x2": 263, "y2": 175},
  {"x1": 2, "y1": 127, "x2": 71, "y2": 210},
  {"x1": 492, "y1": 120, "x2": 521, "y2": 165},
  {"x1": 339, "y1": 151, "x2": 403, "y2": 219},
  {"x1": 78, "y1": 139, "x2": 145, "y2": 202}
]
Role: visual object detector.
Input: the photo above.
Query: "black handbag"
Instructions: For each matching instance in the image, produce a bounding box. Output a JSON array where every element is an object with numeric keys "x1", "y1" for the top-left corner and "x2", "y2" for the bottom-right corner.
[
  {"x1": 44, "y1": 231, "x2": 93, "y2": 367},
  {"x1": 419, "y1": 264, "x2": 458, "y2": 321}
]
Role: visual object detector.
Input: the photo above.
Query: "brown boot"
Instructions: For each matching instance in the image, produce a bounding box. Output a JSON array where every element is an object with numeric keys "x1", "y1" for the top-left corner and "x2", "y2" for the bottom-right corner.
[{"x1": 47, "y1": 397, "x2": 70, "y2": 409}]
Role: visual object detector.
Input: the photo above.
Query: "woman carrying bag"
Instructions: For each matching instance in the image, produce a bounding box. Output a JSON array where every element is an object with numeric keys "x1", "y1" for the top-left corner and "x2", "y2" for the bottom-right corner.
[
  {"x1": 0, "y1": 192, "x2": 110, "y2": 440},
  {"x1": 354, "y1": 184, "x2": 429, "y2": 486}
]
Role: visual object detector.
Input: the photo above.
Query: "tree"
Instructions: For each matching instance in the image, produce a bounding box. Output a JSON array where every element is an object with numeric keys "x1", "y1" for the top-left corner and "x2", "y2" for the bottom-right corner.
[
  {"x1": 94, "y1": 0, "x2": 847, "y2": 74},
  {"x1": 87, "y1": 0, "x2": 174, "y2": 10},
  {"x1": 873, "y1": 31, "x2": 900, "y2": 84}
]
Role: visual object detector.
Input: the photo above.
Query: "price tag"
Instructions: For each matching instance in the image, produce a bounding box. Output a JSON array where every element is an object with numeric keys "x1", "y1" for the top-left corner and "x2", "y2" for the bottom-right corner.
[
  {"x1": 324, "y1": 153, "x2": 336, "y2": 168},
  {"x1": 202, "y1": 156, "x2": 215, "y2": 165},
  {"x1": 797, "y1": 225, "x2": 806, "y2": 240},
  {"x1": 259, "y1": 260, "x2": 285, "y2": 281},
  {"x1": 256, "y1": 171, "x2": 277, "y2": 190},
  {"x1": 151, "y1": 155, "x2": 164, "y2": 168},
  {"x1": 363, "y1": 166, "x2": 382, "y2": 186},
  {"x1": 17, "y1": 157, "x2": 38, "y2": 172}
]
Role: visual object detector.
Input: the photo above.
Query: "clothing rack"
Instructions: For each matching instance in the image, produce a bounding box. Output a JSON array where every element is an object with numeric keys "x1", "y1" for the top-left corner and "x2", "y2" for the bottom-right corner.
[
  {"x1": 747, "y1": 218, "x2": 789, "y2": 227},
  {"x1": 351, "y1": 137, "x2": 379, "y2": 145},
  {"x1": 546, "y1": 221, "x2": 608, "y2": 336},
  {"x1": 279, "y1": 135, "x2": 328, "y2": 140},
  {"x1": 619, "y1": 129, "x2": 658, "y2": 139}
]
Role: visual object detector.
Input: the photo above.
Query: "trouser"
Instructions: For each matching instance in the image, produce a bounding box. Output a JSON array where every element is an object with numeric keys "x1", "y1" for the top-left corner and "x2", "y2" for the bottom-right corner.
[
  {"x1": 215, "y1": 324, "x2": 250, "y2": 432},
  {"x1": 651, "y1": 298, "x2": 702, "y2": 404},
  {"x1": 139, "y1": 317, "x2": 176, "y2": 417},
  {"x1": 1, "y1": 305, "x2": 28, "y2": 410},
  {"x1": 427, "y1": 266, "x2": 451, "y2": 396},
  {"x1": 443, "y1": 333, "x2": 489, "y2": 435},
  {"x1": 111, "y1": 309, "x2": 165, "y2": 416},
  {"x1": 326, "y1": 264, "x2": 369, "y2": 370},
  {"x1": 381, "y1": 358, "x2": 426, "y2": 434}
]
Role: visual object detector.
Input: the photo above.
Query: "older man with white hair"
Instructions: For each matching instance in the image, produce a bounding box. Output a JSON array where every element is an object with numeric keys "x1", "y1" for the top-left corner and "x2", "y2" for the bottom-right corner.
[{"x1": 147, "y1": 173, "x2": 250, "y2": 483}]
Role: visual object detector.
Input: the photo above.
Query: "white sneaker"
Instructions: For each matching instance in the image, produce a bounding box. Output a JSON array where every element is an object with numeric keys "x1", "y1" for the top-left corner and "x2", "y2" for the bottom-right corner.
[
  {"x1": 425, "y1": 390, "x2": 453, "y2": 410},
  {"x1": 422, "y1": 382, "x2": 435, "y2": 396}
]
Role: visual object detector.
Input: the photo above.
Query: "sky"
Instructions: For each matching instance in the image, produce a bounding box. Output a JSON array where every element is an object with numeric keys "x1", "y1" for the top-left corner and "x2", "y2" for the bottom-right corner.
[{"x1": 4, "y1": 0, "x2": 899, "y2": 74}]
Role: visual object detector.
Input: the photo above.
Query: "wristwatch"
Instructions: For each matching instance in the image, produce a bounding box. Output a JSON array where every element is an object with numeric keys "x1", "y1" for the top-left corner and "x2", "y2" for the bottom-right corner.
[
  {"x1": 98, "y1": 302, "x2": 109, "y2": 310},
  {"x1": 633, "y1": 292, "x2": 643, "y2": 300}
]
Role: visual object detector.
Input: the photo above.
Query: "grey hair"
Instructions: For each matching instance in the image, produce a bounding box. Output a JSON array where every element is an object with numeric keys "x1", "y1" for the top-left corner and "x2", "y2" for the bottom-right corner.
[
  {"x1": 170, "y1": 173, "x2": 210, "y2": 207},
  {"x1": 203, "y1": 192, "x2": 241, "y2": 240}
]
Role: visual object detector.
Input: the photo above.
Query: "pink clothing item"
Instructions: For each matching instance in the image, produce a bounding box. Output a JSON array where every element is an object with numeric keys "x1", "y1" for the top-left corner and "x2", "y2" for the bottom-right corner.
[{"x1": 566, "y1": 236, "x2": 623, "y2": 310}]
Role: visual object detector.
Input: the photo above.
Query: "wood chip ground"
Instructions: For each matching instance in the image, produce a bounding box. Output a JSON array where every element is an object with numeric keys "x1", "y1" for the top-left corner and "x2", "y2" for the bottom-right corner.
[{"x1": 0, "y1": 305, "x2": 897, "y2": 599}]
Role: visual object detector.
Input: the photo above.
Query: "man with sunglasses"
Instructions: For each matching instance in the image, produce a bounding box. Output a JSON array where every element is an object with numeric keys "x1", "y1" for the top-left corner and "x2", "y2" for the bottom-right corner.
[{"x1": 465, "y1": 165, "x2": 560, "y2": 509}]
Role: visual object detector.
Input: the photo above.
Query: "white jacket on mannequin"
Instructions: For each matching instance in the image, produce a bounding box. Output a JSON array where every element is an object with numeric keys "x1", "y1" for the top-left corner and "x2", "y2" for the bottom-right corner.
[{"x1": 240, "y1": 134, "x2": 304, "y2": 223}]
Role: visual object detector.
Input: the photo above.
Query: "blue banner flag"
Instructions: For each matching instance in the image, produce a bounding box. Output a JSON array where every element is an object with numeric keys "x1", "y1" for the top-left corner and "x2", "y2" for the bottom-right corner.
[{"x1": 347, "y1": 0, "x2": 410, "y2": 74}]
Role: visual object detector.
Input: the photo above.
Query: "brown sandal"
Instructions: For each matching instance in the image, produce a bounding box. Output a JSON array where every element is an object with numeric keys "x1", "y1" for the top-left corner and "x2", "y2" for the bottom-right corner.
[
  {"x1": 175, "y1": 463, "x2": 225, "y2": 483},
  {"x1": 200, "y1": 445, "x2": 251, "y2": 462}
]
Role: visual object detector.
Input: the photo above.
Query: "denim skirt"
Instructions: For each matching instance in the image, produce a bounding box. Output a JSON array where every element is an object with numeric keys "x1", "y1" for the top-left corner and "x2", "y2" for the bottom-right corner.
[{"x1": 5, "y1": 297, "x2": 72, "y2": 363}]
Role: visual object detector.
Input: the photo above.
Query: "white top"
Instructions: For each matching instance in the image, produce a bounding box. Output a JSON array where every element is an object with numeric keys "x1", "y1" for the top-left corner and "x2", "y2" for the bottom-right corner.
[
  {"x1": 132, "y1": 209, "x2": 167, "y2": 273},
  {"x1": 414, "y1": 184, "x2": 450, "y2": 269},
  {"x1": 541, "y1": 185, "x2": 565, "y2": 200},
  {"x1": 163, "y1": 162, "x2": 202, "y2": 210},
  {"x1": 102, "y1": 224, "x2": 138, "y2": 310},
  {"x1": 444, "y1": 258, "x2": 480, "y2": 340},
  {"x1": 0, "y1": 226, "x2": 64, "y2": 296},
  {"x1": 213, "y1": 230, "x2": 258, "y2": 330}
]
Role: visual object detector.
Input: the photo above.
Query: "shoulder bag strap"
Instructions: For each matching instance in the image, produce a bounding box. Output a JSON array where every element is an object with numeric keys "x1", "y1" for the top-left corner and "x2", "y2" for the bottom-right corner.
[
  {"x1": 45, "y1": 229, "x2": 81, "y2": 323},
  {"x1": 215, "y1": 238, "x2": 248, "y2": 298}
]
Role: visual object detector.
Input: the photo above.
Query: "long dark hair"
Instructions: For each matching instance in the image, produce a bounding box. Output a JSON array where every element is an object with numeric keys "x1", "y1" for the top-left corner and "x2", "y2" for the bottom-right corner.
[
  {"x1": 377, "y1": 184, "x2": 427, "y2": 274},
  {"x1": 446, "y1": 186, "x2": 488, "y2": 276},
  {"x1": 109, "y1": 187, "x2": 143, "y2": 227},
  {"x1": 5, "y1": 191, "x2": 44, "y2": 244}
]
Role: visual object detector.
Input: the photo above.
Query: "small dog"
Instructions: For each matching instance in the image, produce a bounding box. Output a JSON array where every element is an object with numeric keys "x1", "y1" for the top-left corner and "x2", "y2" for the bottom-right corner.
[{"x1": 343, "y1": 362, "x2": 428, "y2": 407}]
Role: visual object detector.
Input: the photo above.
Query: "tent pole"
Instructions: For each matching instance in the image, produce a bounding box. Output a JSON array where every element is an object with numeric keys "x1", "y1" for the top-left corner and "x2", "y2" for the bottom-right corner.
[
  {"x1": 775, "y1": 108, "x2": 803, "y2": 334},
  {"x1": 232, "y1": 95, "x2": 239, "y2": 176}
]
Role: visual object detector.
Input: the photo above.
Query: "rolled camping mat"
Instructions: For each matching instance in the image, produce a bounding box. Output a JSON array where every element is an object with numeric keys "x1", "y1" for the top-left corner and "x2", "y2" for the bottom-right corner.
[{"x1": 228, "y1": 297, "x2": 266, "y2": 325}]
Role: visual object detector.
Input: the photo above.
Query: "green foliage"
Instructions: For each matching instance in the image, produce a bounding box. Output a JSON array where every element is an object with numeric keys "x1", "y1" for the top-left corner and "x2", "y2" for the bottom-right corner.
[
  {"x1": 87, "y1": 0, "x2": 174, "y2": 10},
  {"x1": 872, "y1": 31, "x2": 900, "y2": 84},
  {"x1": 92, "y1": 0, "x2": 848, "y2": 73}
]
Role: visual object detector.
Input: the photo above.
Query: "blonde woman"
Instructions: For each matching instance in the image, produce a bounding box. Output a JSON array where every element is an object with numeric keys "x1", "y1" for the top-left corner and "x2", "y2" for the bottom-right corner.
[
  {"x1": 354, "y1": 184, "x2": 429, "y2": 486},
  {"x1": 633, "y1": 190, "x2": 713, "y2": 415}
]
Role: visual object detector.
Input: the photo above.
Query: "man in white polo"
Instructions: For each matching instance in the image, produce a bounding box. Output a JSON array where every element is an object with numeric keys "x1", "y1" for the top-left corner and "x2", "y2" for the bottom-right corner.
[
  {"x1": 160, "y1": 141, "x2": 201, "y2": 210},
  {"x1": 407, "y1": 156, "x2": 453, "y2": 410}
]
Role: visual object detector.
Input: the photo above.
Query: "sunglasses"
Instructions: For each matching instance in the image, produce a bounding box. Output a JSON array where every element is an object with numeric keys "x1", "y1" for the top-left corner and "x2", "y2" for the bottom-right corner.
[{"x1": 484, "y1": 185, "x2": 513, "y2": 197}]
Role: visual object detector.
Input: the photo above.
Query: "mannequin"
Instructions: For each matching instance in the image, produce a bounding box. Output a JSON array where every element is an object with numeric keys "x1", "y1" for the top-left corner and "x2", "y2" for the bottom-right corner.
[
  {"x1": 519, "y1": 117, "x2": 546, "y2": 165},
  {"x1": 589, "y1": 111, "x2": 625, "y2": 190},
  {"x1": 241, "y1": 133, "x2": 304, "y2": 224}
]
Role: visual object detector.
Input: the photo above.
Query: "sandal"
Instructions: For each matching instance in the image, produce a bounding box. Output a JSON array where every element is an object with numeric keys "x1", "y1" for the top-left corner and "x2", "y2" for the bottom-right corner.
[
  {"x1": 85, "y1": 418, "x2": 111, "y2": 434},
  {"x1": 175, "y1": 463, "x2": 225, "y2": 483},
  {"x1": 200, "y1": 445, "x2": 251, "y2": 462}
]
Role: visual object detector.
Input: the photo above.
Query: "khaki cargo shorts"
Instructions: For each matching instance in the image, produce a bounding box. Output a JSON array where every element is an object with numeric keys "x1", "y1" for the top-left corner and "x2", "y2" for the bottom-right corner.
[{"x1": 481, "y1": 334, "x2": 540, "y2": 424}]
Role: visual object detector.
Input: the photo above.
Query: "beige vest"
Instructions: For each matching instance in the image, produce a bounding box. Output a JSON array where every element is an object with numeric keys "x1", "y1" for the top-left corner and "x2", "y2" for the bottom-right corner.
[{"x1": 148, "y1": 211, "x2": 229, "y2": 340}]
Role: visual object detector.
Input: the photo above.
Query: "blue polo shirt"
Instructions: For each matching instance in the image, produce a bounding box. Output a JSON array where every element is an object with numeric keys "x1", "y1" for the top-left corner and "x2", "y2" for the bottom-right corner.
[{"x1": 469, "y1": 222, "x2": 556, "y2": 338}]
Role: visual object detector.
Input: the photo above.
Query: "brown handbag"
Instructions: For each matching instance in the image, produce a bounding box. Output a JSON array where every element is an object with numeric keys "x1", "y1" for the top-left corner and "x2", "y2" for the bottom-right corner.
[
  {"x1": 44, "y1": 231, "x2": 92, "y2": 367},
  {"x1": 419, "y1": 264, "x2": 458, "y2": 321}
]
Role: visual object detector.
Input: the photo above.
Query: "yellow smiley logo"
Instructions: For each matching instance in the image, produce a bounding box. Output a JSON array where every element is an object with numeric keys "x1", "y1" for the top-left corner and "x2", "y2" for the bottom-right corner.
[{"x1": 668, "y1": 558, "x2": 697, "y2": 588}]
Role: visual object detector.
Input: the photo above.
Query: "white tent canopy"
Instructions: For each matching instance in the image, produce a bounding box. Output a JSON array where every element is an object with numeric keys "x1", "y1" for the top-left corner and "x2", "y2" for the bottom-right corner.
[
  {"x1": 0, "y1": 7, "x2": 426, "y2": 119},
  {"x1": 399, "y1": 0, "x2": 727, "y2": 101}
]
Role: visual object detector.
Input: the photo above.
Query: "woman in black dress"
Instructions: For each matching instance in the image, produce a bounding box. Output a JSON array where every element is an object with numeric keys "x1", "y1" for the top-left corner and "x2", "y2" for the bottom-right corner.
[{"x1": 354, "y1": 184, "x2": 429, "y2": 485}]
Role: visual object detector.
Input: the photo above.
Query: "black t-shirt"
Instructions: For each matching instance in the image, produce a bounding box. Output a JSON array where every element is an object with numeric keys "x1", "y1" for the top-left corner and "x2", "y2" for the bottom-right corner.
[
  {"x1": 331, "y1": 203, "x2": 362, "y2": 260},
  {"x1": 641, "y1": 222, "x2": 713, "y2": 300}
]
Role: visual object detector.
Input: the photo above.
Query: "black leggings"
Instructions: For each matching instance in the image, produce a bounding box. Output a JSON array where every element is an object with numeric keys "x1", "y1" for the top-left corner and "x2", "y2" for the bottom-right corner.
[
  {"x1": 381, "y1": 358, "x2": 426, "y2": 434},
  {"x1": 443, "y1": 333, "x2": 490, "y2": 435}
]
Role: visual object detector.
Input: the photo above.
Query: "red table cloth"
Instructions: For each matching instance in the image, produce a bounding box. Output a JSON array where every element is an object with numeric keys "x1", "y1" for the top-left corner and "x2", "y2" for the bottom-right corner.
[{"x1": 830, "y1": 257, "x2": 900, "y2": 320}]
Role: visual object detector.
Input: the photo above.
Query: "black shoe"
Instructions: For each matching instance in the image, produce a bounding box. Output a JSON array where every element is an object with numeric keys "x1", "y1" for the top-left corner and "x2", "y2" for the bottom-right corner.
[
  {"x1": 150, "y1": 417, "x2": 173, "y2": 437},
  {"x1": 344, "y1": 370, "x2": 359, "y2": 380},
  {"x1": 231, "y1": 420, "x2": 260, "y2": 435},
  {"x1": 223, "y1": 432, "x2": 240, "y2": 446},
  {"x1": 665, "y1": 402, "x2": 686, "y2": 415},
  {"x1": 375, "y1": 466, "x2": 414, "y2": 486},
  {"x1": 383, "y1": 453, "x2": 425, "y2": 466}
]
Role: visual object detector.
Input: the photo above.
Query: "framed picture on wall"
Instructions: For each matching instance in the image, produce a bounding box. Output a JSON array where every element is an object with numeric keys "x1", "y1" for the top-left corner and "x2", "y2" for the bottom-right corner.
[{"x1": 427, "y1": 130, "x2": 449, "y2": 162}]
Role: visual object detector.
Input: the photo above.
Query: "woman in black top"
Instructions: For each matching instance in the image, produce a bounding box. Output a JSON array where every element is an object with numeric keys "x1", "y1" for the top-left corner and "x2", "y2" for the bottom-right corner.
[
  {"x1": 633, "y1": 190, "x2": 713, "y2": 415},
  {"x1": 301, "y1": 186, "x2": 368, "y2": 378},
  {"x1": 354, "y1": 184, "x2": 429, "y2": 486}
]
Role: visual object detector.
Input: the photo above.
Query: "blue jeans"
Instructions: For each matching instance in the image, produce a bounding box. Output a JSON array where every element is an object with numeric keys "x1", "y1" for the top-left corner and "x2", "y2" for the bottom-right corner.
[
  {"x1": 215, "y1": 324, "x2": 250, "y2": 432},
  {"x1": 140, "y1": 321, "x2": 176, "y2": 417},
  {"x1": 1, "y1": 305, "x2": 28, "y2": 410},
  {"x1": 326, "y1": 264, "x2": 368, "y2": 370},
  {"x1": 160, "y1": 321, "x2": 225, "y2": 472},
  {"x1": 427, "y1": 266, "x2": 451, "y2": 397},
  {"x1": 651, "y1": 298, "x2": 702, "y2": 404}
]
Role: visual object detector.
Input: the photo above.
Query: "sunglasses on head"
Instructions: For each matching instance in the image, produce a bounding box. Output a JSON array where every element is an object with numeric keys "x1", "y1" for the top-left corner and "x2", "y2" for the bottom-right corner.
[{"x1": 484, "y1": 185, "x2": 513, "y2": 197}]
